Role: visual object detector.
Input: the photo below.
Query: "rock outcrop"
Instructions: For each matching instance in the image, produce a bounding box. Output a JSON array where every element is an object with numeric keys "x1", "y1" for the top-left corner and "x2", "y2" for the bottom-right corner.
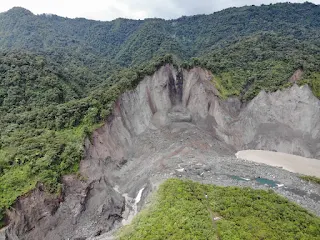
[{"x1": 5, "y1": 65, "x2": 320, "y2": 239}]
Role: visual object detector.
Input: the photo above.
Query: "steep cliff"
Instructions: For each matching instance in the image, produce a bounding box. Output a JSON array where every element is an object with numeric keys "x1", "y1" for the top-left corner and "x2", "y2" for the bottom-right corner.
[
  {"x1": 84, "y1": 65, "x2": 320, "y2": 162},
  {"x1": 5, "y1": 65, "x2": 320, "y2": 239}
]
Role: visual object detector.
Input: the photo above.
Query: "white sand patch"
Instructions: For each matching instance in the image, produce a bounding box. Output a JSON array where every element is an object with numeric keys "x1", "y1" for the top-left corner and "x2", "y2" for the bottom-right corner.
[{"x1": 236, "y1": 150, "x2": 320, "y2": 177}]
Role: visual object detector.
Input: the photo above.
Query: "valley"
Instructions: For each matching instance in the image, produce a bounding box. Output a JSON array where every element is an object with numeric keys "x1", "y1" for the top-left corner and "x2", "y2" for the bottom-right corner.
[{"x1": 0, "y1": 2, "x2": 319, "y2": 239}]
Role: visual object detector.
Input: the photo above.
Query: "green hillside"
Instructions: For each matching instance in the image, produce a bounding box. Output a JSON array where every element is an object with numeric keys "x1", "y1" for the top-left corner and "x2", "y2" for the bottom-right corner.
[
  {"x1": 0, "y1": 2, "x2": 320, "y2": 226},
  {"x1": 119, "y1": 179, "x2": 320, "y2": 240},
  {"x1": 198, "y1": 33, "x2": 320, "y2": 99}
]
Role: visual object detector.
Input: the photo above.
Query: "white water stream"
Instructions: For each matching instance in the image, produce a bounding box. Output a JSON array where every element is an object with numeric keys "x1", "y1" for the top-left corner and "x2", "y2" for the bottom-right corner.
[{"x1": 113, "y1": 186, "x2": 145, "y2": 226}]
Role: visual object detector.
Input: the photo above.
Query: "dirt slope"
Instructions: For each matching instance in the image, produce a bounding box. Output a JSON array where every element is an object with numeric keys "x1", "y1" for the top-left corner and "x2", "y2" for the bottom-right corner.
[{"x1": 5, "y1": 65, "x2": 320, "y2": 240}]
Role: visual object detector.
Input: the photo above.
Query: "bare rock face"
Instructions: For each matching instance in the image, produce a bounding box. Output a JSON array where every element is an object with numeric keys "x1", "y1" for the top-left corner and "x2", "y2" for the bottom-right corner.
[
  {"x1": 83, "y1": 65, "x2": 240, "y2": 168},
  {"x1": 5, "y1": 176, "x2": 124, "y2": 240},
  {"x1": 5, "y1": 65, "x2": 320, "y2": 239},
  {"x1": 5, "y1": 183, "x2": 61, "y2": 240},
  {"x1": 232, "y1": 85, "x2": 320, "y2": 158}
]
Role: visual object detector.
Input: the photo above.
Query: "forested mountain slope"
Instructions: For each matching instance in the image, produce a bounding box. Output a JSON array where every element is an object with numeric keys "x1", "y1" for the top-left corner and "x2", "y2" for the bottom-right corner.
[
  {"x1": 197, "y1": 33, "x2": 320, "y2": 99},
  {"x1": 0, "y1": 2, "x2": 319, "y2": 67},
  {"x1": 0, "y1": 2, "x2": 320, "y2": 229}
]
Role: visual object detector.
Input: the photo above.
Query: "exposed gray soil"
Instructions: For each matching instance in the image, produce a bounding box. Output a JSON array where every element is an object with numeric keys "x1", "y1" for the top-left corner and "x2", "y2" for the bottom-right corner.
[{"x1": 5, "y1": 65, "x2": 320, "y2": 240}]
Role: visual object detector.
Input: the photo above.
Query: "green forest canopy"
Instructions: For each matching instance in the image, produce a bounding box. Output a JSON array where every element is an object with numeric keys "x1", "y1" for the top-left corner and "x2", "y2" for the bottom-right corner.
[{"x1": 0, "y1": 2, "x2": 320, "y2": 226}]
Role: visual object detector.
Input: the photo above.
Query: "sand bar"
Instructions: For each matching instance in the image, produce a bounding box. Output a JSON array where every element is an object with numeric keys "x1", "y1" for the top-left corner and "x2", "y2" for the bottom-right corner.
[{"x1": 236, "y1": 150, "x2": 320, "y2": 177}]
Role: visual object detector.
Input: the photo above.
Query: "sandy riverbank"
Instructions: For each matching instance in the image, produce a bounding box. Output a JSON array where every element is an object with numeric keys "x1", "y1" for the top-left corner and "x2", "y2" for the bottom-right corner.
[{"x1": 236, "y1": 150, "x2": 320, "y2": 177}]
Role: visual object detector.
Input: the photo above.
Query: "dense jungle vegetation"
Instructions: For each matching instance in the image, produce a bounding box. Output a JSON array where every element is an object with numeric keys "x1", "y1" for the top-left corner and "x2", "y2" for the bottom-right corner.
[
  {"x1": 119, "y1": 179, "x2": 320, "y2": 240},
  {"x1": 0, "y1": 2, "x2": 319, "y2": 226}
]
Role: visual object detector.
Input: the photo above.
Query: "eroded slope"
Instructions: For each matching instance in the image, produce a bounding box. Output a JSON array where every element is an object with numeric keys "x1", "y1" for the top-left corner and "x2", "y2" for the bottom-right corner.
[{"x1": 5, "y1": 65, "x2": 320, "y2": 240}]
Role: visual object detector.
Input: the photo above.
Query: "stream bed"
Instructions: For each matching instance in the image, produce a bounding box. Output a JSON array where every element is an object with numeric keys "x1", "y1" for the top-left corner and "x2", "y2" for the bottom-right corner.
[{"x1": 230, "y1": 175, "x2": 280, "y2": 188}]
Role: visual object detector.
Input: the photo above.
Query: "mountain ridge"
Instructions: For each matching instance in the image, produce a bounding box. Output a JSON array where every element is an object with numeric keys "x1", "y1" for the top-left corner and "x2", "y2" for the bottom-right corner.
[
  {"x1": 2, "y1": 2, "x2": 319, "y2": 22},
  {"x1": 0, "y1": 2, "x2": 319, "y2": 67}
]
